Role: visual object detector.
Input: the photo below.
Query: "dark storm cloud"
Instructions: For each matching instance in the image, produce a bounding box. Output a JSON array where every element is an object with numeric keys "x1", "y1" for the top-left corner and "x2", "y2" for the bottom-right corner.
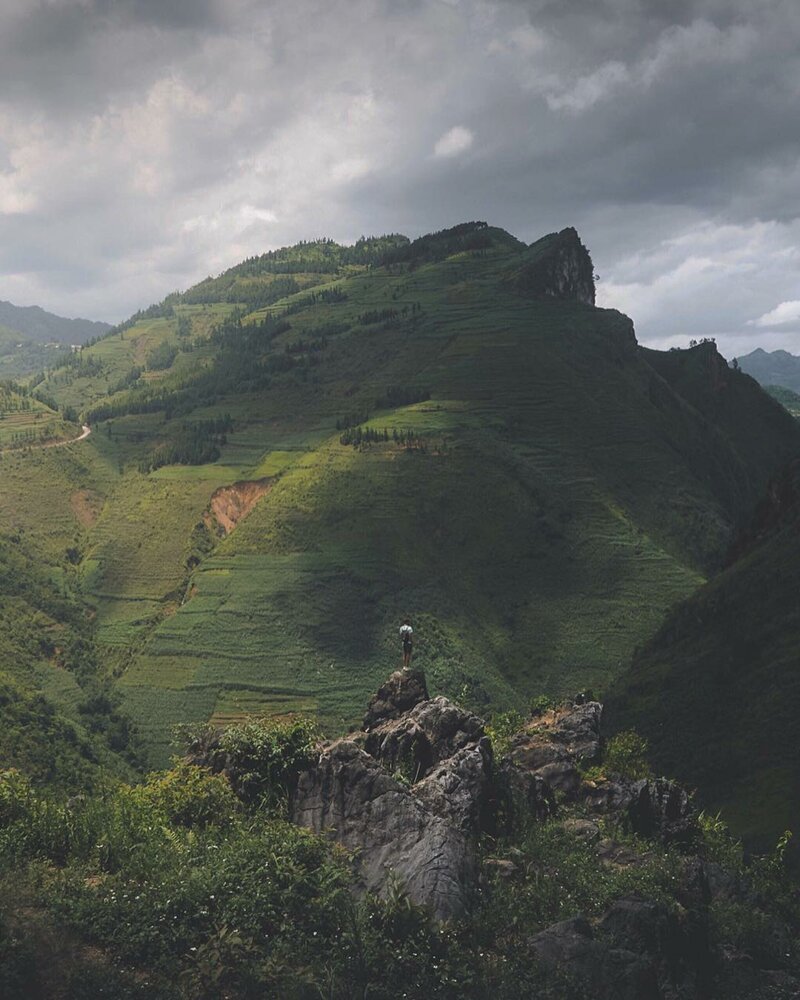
[{"x1": 0, "y1": 0, "x2": 798, "y2": 354}]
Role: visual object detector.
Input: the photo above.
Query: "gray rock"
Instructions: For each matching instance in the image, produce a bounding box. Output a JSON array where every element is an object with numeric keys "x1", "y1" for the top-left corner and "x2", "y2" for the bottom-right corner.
[
  {"x1": 582, "y1": 776, "x2": 698, "y2": 849},
  {"x1": 413, "y1": 737, "x2": 495, "y2": 836},
  {"x1": 497, "y1": 759, "x2": 557, "y2": 831},
  {"x1": 406, "y1": 696, "x2": 486, "y2": 764},
  {"x1": 291, "y1": 738, "x2": 475, "y2": 921},
  {"x1": 627, "y1": 778, "x2": 698, "y2": 848},
  {"x1": 363, "y1": 715, "x2": 432, "y2": 781},
  {"x1": 582, "y1": 776, "x2": 635, "y2": 815},
  {"x1": 364, "y1": 693, "x2": 486, "y2": 784},
  {"x1": 506, "y1": 701, "x2": 601, "y2": 800},
  {"x1": 363, "y1": 669, "x2": 429, "y2": 730},
  {"x1": 547, "y1": 701, "x2": 603, "y2": 762}
]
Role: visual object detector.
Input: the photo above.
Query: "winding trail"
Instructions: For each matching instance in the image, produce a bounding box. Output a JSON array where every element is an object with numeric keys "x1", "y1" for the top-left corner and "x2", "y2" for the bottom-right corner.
[
  {"x1": 1, "y1": 423, "x2": 91, "y2": 454},
  {"x1": 40, "y1": 423, "x2": 92, "y2": 449}
]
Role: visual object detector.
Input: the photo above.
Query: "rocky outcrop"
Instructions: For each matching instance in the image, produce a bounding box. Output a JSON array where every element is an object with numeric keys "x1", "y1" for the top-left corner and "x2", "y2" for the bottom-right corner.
[
  {"x1": 507, "y1": 700, "x2": 602, "y2": 799},
  {"x1": 413, "y1": 739, "x2": 495, "y2": 836},
  {"x1": 363, "y1": 668, "x2": 429, "y2": 729},
  {"x1": 583, "y1": 776, "x2": 698, "y2": 848},
  {"x1": 504, "y1": 227, "x2": 596, "y2": 305},
  {"x1": 291, "y1": 675, "x2": 702, "y2": 926},
  {"x1": 292, "y1": 672, "x2": 499, "y2": 919},
  {"x1": 292, "y1": 739, "x2": 475, "y2": 921}
]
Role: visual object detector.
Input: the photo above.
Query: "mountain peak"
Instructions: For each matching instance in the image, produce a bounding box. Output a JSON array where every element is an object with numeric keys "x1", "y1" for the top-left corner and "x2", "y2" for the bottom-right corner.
[{"x1": 504, "y1": 226, "x2": 595, "y2": 305}]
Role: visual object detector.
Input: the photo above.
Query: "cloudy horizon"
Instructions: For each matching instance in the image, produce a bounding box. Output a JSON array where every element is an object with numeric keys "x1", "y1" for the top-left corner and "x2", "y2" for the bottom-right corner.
[{"x1": 1, "y1": 0, "x2": 799, "y2": 357}]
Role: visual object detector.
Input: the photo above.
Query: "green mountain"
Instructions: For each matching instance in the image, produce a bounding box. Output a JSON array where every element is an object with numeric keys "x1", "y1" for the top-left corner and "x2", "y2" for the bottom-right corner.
[
  {"x1": 606, "y1": 456, "x2": 800, "y2": 852},
  {"x1": 0, "y1": 326, "x2": 72, "y2": 380},
  {"x1": 738, "y1": 347, "x2": 800, "y2": 393},
  {"x1": 2, "y1": 223, "x2": 798, "y2": 769},
  {"x1": 0, "y1": 299, "x2": 110, "y2": 346},
  {"x1": 766, "y1": 384, "x2": 800, "y2": 418}
]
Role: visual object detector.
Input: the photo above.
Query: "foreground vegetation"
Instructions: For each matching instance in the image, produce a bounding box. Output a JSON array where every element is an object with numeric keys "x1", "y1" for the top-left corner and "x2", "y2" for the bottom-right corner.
[{"x1": 0, "y1": 715, "x2": 797, "y2": 999}]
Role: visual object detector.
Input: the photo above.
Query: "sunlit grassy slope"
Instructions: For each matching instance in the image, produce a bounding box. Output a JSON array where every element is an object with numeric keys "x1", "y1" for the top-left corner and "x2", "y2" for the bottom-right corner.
[
  {"x1": 4, "y1": 225, "x2": 799, "y2": 766},
  {"x1": 0, "y1": 384, "x2": 78, "y2": 448}
]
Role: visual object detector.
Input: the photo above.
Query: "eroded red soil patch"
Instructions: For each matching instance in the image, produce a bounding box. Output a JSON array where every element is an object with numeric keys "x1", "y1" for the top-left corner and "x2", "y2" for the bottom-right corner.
[{"x1": 210, "y1": 478, "x2": 272, "y2": 535}]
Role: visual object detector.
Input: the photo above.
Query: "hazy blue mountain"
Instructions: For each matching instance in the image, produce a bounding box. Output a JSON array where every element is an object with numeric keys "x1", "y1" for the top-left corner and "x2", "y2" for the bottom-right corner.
[
  {"x1": 738, "y1": 347, "x2": 800, "y2": 392},
  {"x1": 0, "y1": 298, "x2": 111, "y2": 345}
]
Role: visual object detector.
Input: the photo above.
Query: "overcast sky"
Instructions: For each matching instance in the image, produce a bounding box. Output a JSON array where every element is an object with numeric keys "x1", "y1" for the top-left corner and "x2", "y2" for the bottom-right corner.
[{"x1": 0, "y1": 0, "x2": 798, "y2": 356}]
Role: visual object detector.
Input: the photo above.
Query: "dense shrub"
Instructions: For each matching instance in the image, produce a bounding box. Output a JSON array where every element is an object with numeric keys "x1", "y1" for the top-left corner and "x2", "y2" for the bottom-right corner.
[{"x1": 181, "y1": 715, "x2": 320, "y2": 808}]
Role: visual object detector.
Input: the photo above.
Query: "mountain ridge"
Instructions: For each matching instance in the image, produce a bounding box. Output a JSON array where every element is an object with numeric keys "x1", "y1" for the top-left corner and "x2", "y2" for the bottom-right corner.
[
  {"x1": 738, "y1": 346, "x2": 800, "y2": 393},
  {"x1": 0, "y1": 298, "x2": 111, "y2": 345}
]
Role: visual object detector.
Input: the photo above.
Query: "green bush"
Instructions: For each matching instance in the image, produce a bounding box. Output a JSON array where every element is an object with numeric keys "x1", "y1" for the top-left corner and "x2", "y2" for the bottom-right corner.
[
  {"x1": 603, "y1": 730, "x2": 651, "y2": 781},
  {"x1": 0, "y1": 769, "x2": 34, "y2": 827},
  {"x1": 486, "y1": 710, "x2": 525, "y2": 758},
  {"x1": 180, "y1": 715, "x2": 321, "y2": 810},
  {"x1": 131, "y1": 762, "x2": 240, "y2": 829}
]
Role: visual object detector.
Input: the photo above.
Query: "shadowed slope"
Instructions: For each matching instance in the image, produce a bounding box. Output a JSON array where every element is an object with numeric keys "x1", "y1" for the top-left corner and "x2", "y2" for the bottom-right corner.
[{"x1": 606, "y1": 459, "x2": 800, "y2": 850}]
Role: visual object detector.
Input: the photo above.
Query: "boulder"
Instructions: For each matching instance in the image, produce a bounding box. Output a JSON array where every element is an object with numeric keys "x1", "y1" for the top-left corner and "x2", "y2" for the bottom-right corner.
[
  {"x1": 291, "y1": 738, "x2": 475, "y2": 921},
  {"x1": 529, "y1": 915, "x2": 659, "y2": 999},
  {"x1": 363, "y1": 669, "x2": 429, "y2": 730}
]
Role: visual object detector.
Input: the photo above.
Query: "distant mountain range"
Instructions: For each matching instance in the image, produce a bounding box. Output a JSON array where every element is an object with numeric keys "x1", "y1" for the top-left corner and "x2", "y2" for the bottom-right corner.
[
  {"x1": 738, "y1": 347, "x2": 800, "y2": 392},
  {"x1": 0, "y1": 298, "x2": 111, "y2": 345}
]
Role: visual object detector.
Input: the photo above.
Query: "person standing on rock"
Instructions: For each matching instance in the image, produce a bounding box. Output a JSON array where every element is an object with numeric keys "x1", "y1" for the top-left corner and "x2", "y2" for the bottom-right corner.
[{"x1": 400, "y1": 618, "x2": 414, "y2": 668}]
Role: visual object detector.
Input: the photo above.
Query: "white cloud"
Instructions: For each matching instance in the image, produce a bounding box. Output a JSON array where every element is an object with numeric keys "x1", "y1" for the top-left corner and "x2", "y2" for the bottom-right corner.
[
  {"x1": 595, "y1": 217, "x2": 800, "y2": 356},
  {"x1": 433, "y1": 125, "x2": 474, "y2": 158},
  {"x1": 751, "y1": 300, "x2": 800, "y2": 328}
]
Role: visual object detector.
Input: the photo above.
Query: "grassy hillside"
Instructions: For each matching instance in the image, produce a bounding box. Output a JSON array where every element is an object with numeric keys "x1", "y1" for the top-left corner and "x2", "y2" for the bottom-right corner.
[
  {"x1": 2, "y1": 224, "x2": 799, "y2": 765},
  {"x1": 0, "y1": 328, "x2": 69, "y2": 380},
  {"x1": 0, "y1": 383, "x2": 79, "y2": 449},
  {"x1": 0, "y1": 532, "x2": 136, "y2": 792},
  {"x1": 606, "y1": 458, "x2": 800, "y2": 850},
  {"x1": 766, "y1": 384, "x2": 800, "y2": 418}
]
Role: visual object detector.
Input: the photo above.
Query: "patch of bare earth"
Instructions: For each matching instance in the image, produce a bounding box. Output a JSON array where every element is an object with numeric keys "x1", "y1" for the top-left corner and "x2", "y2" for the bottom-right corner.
[
  {"x1": 70, "y1": 488, "x2": 103, "y2": 528},
  {"x1": 210, "y1": 478, "x2": 272, "y2": 535}
]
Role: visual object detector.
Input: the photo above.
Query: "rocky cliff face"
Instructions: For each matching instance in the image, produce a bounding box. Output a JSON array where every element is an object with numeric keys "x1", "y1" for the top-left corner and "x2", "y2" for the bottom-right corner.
[
  {"x1": 292, "y1": 671, "x2": 497, "y2": 920},
  {"x1": 504, "y1": 227, "x2": 596, "y2": 305}
]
